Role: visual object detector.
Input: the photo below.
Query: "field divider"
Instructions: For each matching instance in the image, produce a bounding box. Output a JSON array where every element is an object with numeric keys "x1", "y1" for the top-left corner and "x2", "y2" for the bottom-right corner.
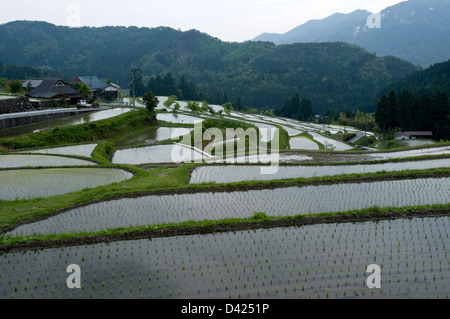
[
  {"x1": 1, "y1": 204, "x2": 449, "y2": 253},
  {"x1": 1, "y1": 170, "x2": 449, "y2": 235}
]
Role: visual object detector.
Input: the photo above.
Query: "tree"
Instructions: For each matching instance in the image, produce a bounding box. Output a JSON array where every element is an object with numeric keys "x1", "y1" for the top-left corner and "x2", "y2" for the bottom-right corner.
[
  {"x1": 387, "y1": 90, "x2": 399, "y2": 129},
  {"x1": 215, "y1": 91, "x2": 222, "y2": 105},
  {"x1": 323, "y1": 108, "x2": 336, "y2": 123},
  {"x1": 375, "y1": 94, "x2": 390, "y2": 132},
  {"x1": 142, "y1": 91, "x2": 159, "y2": 115},
  {"x1": 235, "y1": 96, "x2": 243, "y2": 111},
  {"x1": 129, "y1": 68, "x2": 145, "y2": 98},
  {"x1": 178, "y1": 75, "x2": 198, "y2": 100},
  {"x1": 276, "y1": 93, "x2": 300, "y2": 118},
  {"x1": 78, "y1": 82, "x2": 91, "y2": 99},
  {"x1": 187, "y1": 101, "x2": 201, "y2": 113},
  {"x1": 9, "y1": 80, "x2": 22, "y2": 93},
  {"x1": 0, "y1": 78, "x2": 8, "y2": 90},
  {"x1": 397, "y1": 90, "x2": 415, "y2": 130},
  {"x1": 297, "y1": 97, "x2": 314, "y2": 121},
  {"x1": 223, "y1": 91, "x2": 229, "y2": 104}
]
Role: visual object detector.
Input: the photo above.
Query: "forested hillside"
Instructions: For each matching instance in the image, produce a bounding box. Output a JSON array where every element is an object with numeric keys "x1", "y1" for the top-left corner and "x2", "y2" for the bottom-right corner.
[
  {"x1": 378, "y1": 59, "x2": 450, "y2": 98},
  {"x1": 375, "y1": 59, "x2": 450, "y2": 140},
  {"x1": 0, "y1": 21, "x2": 419, "y2": 113},
  {"x1": 0, "y1": 62, "x2": 68, "y2": 81}
]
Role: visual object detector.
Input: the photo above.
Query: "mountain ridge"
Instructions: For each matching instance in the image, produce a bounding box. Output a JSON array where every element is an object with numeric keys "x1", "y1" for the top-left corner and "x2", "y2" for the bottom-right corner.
[{"x1": 252, "y1": 0, "x2": 450, "y2": 67}]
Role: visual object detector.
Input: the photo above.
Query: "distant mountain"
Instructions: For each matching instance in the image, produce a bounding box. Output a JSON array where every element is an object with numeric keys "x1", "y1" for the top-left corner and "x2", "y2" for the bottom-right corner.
[
  {"x1": 255, "y1": 9, "x2": 371, "y2": 44},
  {"x1": 0, "y1": 21, "x2": 419, "y2": 113},
  {"x1": 253, "y1": 0, "x2": 450, "y2": 67}
]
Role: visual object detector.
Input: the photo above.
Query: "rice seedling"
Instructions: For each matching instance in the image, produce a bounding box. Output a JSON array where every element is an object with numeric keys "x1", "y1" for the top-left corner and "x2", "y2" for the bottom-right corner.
[
  {"x1": 0, "y1": 168, "x2": 133, "y2": 200},
  {"x1": 1, "y1": 215, "x2": 449, "y2": 299},
  {"x1": 6, "y1": 177, "x2": 449, "y2": 237},
  {"x1": 189, "y1": 159, "x2": 450, "y2": 184}
]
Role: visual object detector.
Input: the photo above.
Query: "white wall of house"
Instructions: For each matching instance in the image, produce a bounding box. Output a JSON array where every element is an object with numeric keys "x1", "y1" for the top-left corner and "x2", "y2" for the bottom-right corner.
[{"x1": 395, "y1": 134, "x2": 410, "y2": 140}]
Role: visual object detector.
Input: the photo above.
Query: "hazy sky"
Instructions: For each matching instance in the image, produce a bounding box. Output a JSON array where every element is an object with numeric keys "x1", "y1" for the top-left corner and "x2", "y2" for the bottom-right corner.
[{"x1": 1, "y1": 0, "x2": 406, "y2": 42}]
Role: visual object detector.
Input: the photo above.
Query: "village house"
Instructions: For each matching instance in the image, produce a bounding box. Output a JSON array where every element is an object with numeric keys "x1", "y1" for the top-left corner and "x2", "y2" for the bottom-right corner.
[
  {"x1": 75, "y1": 76, "x2": 120, "y2": 99},
  {"x1": 102, "y1": 82, "x2": 120, "y2": 99},
  {"x1": 74, "y1": 76, "x2": 105, "y2": 95},
  {"x1": 394, "y1": 131, "x2": 434, "y2": 140},
  {"x1": 22, "y1": 80, "x2": 43, "y2": 92},
  {"x1": 25, "y1": 79, "x2": 82, "y2": 105}
]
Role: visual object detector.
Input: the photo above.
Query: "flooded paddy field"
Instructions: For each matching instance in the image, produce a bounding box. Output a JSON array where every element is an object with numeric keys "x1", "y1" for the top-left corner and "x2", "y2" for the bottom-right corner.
[
  {"x1": 156, "y1": 113, "x2": 205, "y2": 124},
  {"x1": 0, "y1": 168, "x2": 133, "y2": 200},
  {"x1": 16, "y1": 144, "x2": 98, "y2": 158},
  {"x1": 0, "y1": 154, "x2": 97, "y2": 168},
  {"x1": 190, "y1": 159, "x2": 450, "y2": 184},
  {"x1": 0, "y1": 108, "x2": 133, "y2": 138},
  {"x1": 1, "y1": 96, "x2": 449, "y2": 301},
  {"x1": 279, "y1": 145, "x2": 450, "y2": 163},
  {"x1": 1, "y1": 216, "x2": 448, "y2": 299},
  {"x1": 114, "y1": 128, "x2": 193, "y2": 148},
  {"x1": 111, "y1": 144, "x2": 209, "y2": 165},
  {"x1": 289, "y1": 136, "x2": 320, "y2": 150},
  {"x1": 5, "y1": 177, "x2": 449, "y2": 237}
]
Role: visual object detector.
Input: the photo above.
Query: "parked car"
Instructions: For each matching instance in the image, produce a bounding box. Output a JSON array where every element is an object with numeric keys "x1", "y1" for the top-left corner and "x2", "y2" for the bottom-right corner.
[{"x1": 79, "y1": 100, "x2": 92, "y2": 108}]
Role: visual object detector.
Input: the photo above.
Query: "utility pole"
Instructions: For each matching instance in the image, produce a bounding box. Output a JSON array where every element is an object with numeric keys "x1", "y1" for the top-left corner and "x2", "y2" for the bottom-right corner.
[{"x1": 130, "y1": 68, "x2": 138, "y2": 107}]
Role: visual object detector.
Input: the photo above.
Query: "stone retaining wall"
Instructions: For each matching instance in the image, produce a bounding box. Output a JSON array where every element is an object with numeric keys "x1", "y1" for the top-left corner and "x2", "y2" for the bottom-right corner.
[{"x1": 0, "y1": 96, "x2": 34, "y2": 114}]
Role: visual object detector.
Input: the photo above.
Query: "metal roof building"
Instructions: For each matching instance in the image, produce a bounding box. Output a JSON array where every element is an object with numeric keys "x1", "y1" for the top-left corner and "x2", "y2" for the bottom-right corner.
[{"x1": 75, "y1": 76, "x2": 105, "y2": 91}]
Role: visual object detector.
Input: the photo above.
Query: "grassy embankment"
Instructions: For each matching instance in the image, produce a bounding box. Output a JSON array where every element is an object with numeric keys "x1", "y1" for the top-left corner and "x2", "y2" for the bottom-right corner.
[{"x1": 2, "y1": 202, "x2": 449, "y2": 247}]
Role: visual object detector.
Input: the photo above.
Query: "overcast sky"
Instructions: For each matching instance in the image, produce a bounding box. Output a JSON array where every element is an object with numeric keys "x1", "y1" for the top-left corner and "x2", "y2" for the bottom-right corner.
[{"x1": 1, "y1": 0, "x2": 406, "y2": 42}]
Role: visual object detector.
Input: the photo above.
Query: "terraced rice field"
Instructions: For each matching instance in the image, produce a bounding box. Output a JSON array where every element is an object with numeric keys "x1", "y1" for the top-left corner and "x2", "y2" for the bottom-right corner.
[
  {"x1": 6, "y1": 177, "x2": 448, "y2": 237},
  {"x1": 114, "y1": 128, "x2": 194, "y2": 148},
  {"x1": 112, "y1": 144, "x2": 210, "y2": 165},
  {"x1": 1, "y1": 96, "x2": 449, "y2": 301},
  {"x1": 221, "y1": 117, "x2": 278, "y2": 143},
  {"x1": 0, "y1": 154, "x2": 97, "y2": 168},
  {"x1": 205, "y1": 153, "x2": 313, "y2": 164},
  {"x1": 1, "y1": 216, "x2": 449, "y2": 299},
  {"x1": 0, "y1": 168, "x2": 133, "y2": 200},
  {"x1": 156, "y1": 113, "x2": 204, "y2": 124},
  {"x1": 289, "y1": 136, "x2": 319, "y2": 150},
  {"x1": 18, "y1": 144, "x2": 98, "y2": 158},
  {"x1": 190, "y1": 159, "x2": 450, "y2": 184},
  {"x1": 279, "y1": 126, "x2": 305, "y2": 137},
  {"x1": 309, "y1": 132, "x2": 353, "y2": 151},
  {"x1": 367, "y1": 146, "x2": 450, "y2": 160},
  {"x1": 46, "y1": 108, "x2": 134, "y2": 128}
]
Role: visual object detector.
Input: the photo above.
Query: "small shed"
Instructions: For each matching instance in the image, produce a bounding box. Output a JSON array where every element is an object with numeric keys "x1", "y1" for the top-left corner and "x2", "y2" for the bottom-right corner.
[{"x1": 102, "y1": 83, "x2": 120, "y2": 99}]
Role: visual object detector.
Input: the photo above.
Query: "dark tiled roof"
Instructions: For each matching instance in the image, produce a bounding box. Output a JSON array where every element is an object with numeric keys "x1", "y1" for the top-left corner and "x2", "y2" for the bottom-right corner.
[{"x1": 26, "y1": 79, "x2": 82, "y2": 99}]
